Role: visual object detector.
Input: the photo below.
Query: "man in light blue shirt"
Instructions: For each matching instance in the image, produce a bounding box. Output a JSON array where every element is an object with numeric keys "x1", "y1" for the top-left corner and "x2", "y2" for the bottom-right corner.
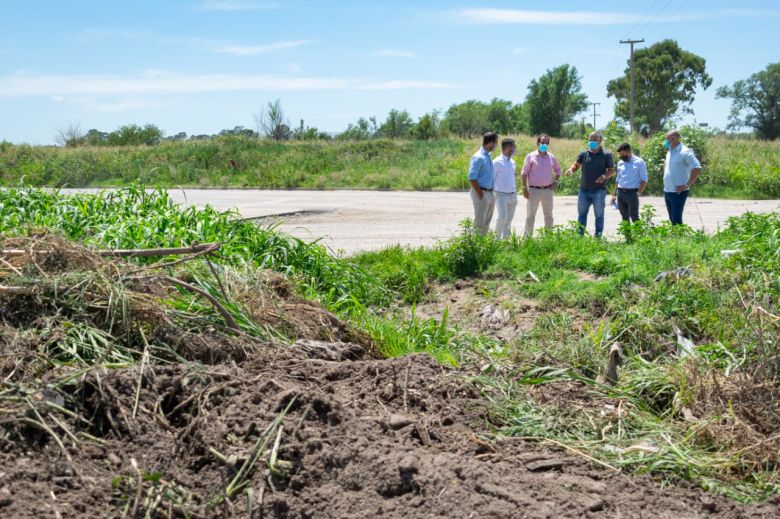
[
  {"x1": 468, "y1": 132, "x2": 498, "y2": 234},
  {"x1": 610, "y1": 143, "x2": 647, "y2": 222},
  {"x1": 663, "y1": 130, "x2": 702, "y2": 225}
]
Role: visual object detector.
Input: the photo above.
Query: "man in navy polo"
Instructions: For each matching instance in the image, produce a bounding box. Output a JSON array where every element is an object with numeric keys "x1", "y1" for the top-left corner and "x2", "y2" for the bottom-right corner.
[
  {"x1": 468, "y1": 132, "x2": 498, "y2": 234},
  {"x1": 567, "y1": 132, "x2": 615, "y2": 237},
  {"x1": 663, "y1": 130, "x2": 702, "y2": 225},
  {"x1": 610, "y1": 142, "x2": 647, "y2": 222}
]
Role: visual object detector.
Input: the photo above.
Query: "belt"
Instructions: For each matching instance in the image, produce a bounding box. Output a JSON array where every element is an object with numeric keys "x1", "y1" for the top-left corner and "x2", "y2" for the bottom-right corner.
[
  {"x1": 618, "y1": 188, "x2": 639, "y2": 192},
  {"x1": 480, "y1": 187, "x2": 493, "y2": 192},
  {"x1": 529, "y1": 185, "x2": 553, "y2": 190},
  {"x1": 495, "y1": 191, "x2": 516, "y2": 195}
]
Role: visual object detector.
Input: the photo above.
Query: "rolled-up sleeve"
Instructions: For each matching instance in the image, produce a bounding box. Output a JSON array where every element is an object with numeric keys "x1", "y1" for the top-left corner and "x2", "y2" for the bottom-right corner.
[
  {"x1": 521, "y1": 154, "x2": 531, "y2": 177},
  {"x1": 552, "y1": 156, "x2": 561, "y2": 176},
  {"x1": 638, "y1": 160, "x2": 648, "y2": 182},
  {"x1": 684, "y1": 150, "x2": 701, "y2": 169},
  {"x1": 468, "y1": 155, "x2": 483, "y2": 181}
]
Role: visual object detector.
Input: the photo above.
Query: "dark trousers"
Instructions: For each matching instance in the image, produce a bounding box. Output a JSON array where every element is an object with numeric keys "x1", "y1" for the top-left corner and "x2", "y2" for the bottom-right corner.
[
  {"x1": 664, "y1": 190, "x2": 689, "y2": 225},
  {"x1": 617, "y1": 189, "x2": 640, "y2": 222}
]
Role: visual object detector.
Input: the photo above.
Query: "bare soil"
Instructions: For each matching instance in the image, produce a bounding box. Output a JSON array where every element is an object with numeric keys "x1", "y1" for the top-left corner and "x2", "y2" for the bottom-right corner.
[
  {"x1": 2, "y1": 238, "x2": 779, "y2": 517},
  {"x1": 3, "y1": 342, "x2": 780, "y2": 518}
]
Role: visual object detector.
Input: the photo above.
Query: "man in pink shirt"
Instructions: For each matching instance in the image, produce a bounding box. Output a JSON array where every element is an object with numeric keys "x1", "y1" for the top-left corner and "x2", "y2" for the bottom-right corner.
[{"x1": 521, "y1": 134, "x2": 562, "y2": 237}]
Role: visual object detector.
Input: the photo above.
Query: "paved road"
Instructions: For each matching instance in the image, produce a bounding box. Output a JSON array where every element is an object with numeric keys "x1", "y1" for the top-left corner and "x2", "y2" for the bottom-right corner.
[
  {"x1": 63, "y1": 189, "x2": 780, "y2": 255},
  {"x1": 170, "y1": 190, "x2": 779, "y2": 255}
]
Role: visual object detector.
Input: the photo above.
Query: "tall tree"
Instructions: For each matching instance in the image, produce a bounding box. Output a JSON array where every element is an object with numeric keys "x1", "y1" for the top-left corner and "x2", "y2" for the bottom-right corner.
[
  {"x1": 716, "y1": 62, "x2": 780, "y2": 140},
  {"x1": 525, "y1": 64, "x2": 588, "y2": 137},
  {"x1": 377, "y1": 109, "x2": 414, "y2": 138},
  {"x1": 607, "y1": 39, "x2": 712, "y2": 132},
  {"x1": 254, "y1": 99, "x2": 292, "y2": 141},
  {"x1": 442, "y1": 100, "x2": 490, "y2": 137}
]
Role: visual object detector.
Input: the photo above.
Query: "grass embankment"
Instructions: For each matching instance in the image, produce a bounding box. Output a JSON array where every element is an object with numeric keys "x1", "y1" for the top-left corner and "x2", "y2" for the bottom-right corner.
[
  {"x1": 1, "y1": 135, "x2": 779, "y2": 198},
  {"x1": 1, "y1": 185, "x2": 778, "y2": 502}
]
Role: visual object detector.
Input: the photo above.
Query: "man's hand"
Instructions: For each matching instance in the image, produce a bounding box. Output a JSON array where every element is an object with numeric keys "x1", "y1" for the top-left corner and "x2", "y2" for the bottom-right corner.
[
  {"x1": 477, "y1": 188, "x2": 484, "y2": 199},
  {"x1": 523, "y1": 188, "x2": 529, "y2": 200},
  {"x1": 675, "y1": 184, "x2": 688, "y2": 193},
  {"x1": 610, "y1": 194, "x2": 617, "y2": 203},
  {"x1": 595, "y1": 174, "x2": 606, "y2": 184}
]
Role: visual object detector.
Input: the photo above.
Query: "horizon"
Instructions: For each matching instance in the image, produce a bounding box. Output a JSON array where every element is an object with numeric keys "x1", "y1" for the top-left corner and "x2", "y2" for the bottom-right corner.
[{"x1": 1, "y1": 0, "x2": 778, "y2": 144}]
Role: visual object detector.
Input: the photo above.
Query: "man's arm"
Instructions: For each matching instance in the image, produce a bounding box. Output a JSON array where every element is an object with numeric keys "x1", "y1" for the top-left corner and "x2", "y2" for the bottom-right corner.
[
  {"x1": 568, "y1": 153, "x2": 583, "y2": 174},
  {"x1": 468, "y1": 155, "x2": 484, "y2": 198},
  {"x1": 677, "y1": 151, "x2": 702, "y2": 192},
  {"x1": 470, "y1": 179, "x2": 483, "y2": 199},
  {"x1": 638, "y1": 160, "x2": 648, "y2": 194}
]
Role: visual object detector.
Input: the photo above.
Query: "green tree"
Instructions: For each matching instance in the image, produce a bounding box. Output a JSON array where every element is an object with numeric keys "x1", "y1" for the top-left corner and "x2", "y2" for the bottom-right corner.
[
  {"x1": 411, "y1": 111, "x2": 441, "y2": 140},
  {"x1": 716, "y1": 62, "x2": 780, "y2": 140},
  {"x1": 443, "y1": 100, "x2": 489, "y2": 137},
  {"x1": 486, "y1": 98, "x2": 516, "y2": 134},
  {"x1": 607, "y1": 39, "x2": 712, "y2": 132},
  {"x1": 337, "y1": 117, "x2": 378, "y2": 140},
  {"x1": 106, "y1": 124, "x2": 163, "y2": 146},
  {"x1": 377, "y1": 109, "x2": 414, "y2": 138},
  {"x1": 525, "y1": 64, "x2": 588, "y2": 137}
]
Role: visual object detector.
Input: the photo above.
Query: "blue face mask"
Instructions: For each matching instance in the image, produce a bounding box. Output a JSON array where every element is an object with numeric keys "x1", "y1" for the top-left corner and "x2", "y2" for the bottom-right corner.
[
  {"x1": 588, "y1": 141, "x2": 599, "y2": 151},
  {"x1": 539, "y1": 144, "x2": 549, "y2": 152},
  {"x1": 663, "y1": 139, "x2": 671, "y2": 149}
]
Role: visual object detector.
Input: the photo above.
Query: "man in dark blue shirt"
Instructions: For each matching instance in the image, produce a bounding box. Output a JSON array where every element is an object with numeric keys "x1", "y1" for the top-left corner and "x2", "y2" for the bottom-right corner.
[{"x1": 567, "y1": 132, "x2": 615, "y2": 237}]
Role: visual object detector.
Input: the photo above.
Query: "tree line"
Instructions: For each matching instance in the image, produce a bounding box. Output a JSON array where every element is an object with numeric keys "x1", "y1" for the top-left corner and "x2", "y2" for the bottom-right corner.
[{"x1": 55, "y1": 39, "x2": 780, "y2": 147}]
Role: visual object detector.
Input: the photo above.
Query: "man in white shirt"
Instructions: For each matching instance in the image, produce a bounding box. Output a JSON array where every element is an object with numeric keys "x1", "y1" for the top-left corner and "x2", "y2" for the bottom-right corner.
[
  {"x1": 663, "y1": 130, "x2": 702, "y2": 225},
  {"x1": 493, "y1": 138, "x2": 518, "y2": 239}
]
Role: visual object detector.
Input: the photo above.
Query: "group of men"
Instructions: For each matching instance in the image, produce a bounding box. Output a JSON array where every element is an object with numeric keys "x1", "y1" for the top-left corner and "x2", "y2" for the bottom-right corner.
[{"x1": 468, "y1": 130, "x2": 702, "y2": 238}]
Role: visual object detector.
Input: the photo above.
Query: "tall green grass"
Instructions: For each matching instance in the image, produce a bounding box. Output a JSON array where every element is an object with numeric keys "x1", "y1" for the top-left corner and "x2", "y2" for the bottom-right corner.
[{"x1": 2, "y1": 134, "x2": 778, "y2": 198}]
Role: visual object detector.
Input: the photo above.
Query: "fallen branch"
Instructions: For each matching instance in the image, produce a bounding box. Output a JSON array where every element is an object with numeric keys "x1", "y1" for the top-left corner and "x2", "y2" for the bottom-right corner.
[
  {"x1": 0, "y1": 242, "x2": 221, "y2": 258},
  {"x1": 0, "y1": 285, "x2": 35, "y2": 295}
]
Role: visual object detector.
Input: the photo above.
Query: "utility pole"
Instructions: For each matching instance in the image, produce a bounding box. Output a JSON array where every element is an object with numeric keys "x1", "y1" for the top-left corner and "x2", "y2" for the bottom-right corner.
[
  {"x1": 620, "y1": 38, "x2": 644, "y2": 134},
  {"x1": 590, "y1": 102, "x2": 600, "y2": 129}
]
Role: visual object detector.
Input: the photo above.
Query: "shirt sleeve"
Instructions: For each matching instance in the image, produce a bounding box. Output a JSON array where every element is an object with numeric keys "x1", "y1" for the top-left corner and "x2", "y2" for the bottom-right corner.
[
  {"x1": 638, "y1": 160, "x2": 648, "y2": 182},
  {"x1": 684, "y1": 149, "x2": 702, "y2": 169},
  {"x1": 605, "y1": 153, "x2": 615, "y2": 169},
  {"x1": 468, "y1": 155, "x2": 483, "y2": 181},
  {"x1": 576, "y1": 152, "x2": 585, "y2": 164},
  {"x1": 551, "y1": 156, "x2": 561, "y2": 176},
  {"x1": 521, "y1": 154, "x2": 531, "y2": 177}
]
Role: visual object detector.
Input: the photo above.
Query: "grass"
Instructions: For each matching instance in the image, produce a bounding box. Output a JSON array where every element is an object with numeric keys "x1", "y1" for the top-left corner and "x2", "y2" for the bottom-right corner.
[
  {"x1": 352, "y1": 208, "x2": 780, "y2": 501},
  {"x1": 1, "y1": 184, "x2": 778, "y2": 502},
  {"x1": 1, "y1": 134, "x2": 779, "y2": 198}
]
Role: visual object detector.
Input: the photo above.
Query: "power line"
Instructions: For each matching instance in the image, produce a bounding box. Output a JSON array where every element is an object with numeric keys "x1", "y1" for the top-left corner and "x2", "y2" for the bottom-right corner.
[
  {"x1": 590, "y1": 102, "x2": 601, "y2": 129},
  {"x1": 620, "y1": 38, "x2": 645, "y2": 134}
]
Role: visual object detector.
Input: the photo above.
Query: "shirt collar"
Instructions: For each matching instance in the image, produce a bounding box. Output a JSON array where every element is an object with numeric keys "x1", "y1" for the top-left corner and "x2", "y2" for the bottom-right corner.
[{"x1": 501, "y1": 153, "x2": 512, "y2": 161}]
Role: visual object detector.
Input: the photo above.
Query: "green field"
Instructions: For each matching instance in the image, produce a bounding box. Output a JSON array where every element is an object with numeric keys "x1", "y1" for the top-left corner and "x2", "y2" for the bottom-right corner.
[
  {"x1": 1, "y1": 185, "x2": 779, "y2": 502},
  {"x1": 1, "y1": 134, "x2": 779, "y2": 198}
]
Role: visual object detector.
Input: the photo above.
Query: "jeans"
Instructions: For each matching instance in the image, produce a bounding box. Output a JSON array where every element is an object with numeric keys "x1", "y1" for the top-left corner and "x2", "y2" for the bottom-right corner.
[
  {"x1": 617, "y1": 189, "x2": 640, "y2": 222},
  {"x1": 494, "y1": 191, "x2": 518, "y2": 239},
  {"x1": 664, "y1": 190, "x2": 688, "y2": 225},
  {"x1": 470, "y1": 188, "x2": 495, "y2": 234},
  {"x1": 577, "y1": 188, "x2": 607, "y2": 236}
]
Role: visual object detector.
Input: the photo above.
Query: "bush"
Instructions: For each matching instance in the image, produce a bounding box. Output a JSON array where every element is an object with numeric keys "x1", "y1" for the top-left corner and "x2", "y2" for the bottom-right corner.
[{"x1": 441, "y1": 220, "x2": 499, "y2": 277}]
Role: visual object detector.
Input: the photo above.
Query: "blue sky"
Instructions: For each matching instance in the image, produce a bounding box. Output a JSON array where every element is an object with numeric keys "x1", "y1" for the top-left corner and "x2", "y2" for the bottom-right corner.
[{"x1": 1, "y1": 0, "x2": 778, "y2": 144}]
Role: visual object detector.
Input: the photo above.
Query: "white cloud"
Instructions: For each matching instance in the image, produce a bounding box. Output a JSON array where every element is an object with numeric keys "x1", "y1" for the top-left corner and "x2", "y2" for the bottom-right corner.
[
  {"x1": 511, "y1": 47, "x2": 528, "y2": 55},
  {"x1": 212, "y1": 39, "x2": 311, "y2": 56},
  {"x1": 0, "y1": 71, "x2": 456, "y2": 97},
  {"x1": 195, "y1": 1, "x2": 279, "y2": 12},
  {"x1": 456, "y1": 8, "x2": 643, "y2": 25},
  {"x1": 376, "y1": 49, "x2": 417, "y2": 58},
  {"x1": 453, "y1": 7, "x2": 780, "y2": 25}
]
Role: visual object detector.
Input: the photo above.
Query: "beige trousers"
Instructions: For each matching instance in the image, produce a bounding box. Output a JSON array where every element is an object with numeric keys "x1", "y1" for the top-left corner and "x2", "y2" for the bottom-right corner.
[
  {"x1": 494, "y1": 191, "x2": 518, "y2": 239},
  {"x1": 524, "y1": 187, "x2": 554, "y2": 237},
  {"x1": 470, "y1": 188, "x2": 495, "y2": 234}
]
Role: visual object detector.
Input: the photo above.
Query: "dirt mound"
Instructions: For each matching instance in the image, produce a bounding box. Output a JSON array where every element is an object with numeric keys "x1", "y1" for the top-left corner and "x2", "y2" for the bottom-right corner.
[
  {"x1": 1, "y1": 343, "x2": 778, "y2": 518},
  {"x1": 1, "y1": 236, "x2": 779, "y2": 517}
]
